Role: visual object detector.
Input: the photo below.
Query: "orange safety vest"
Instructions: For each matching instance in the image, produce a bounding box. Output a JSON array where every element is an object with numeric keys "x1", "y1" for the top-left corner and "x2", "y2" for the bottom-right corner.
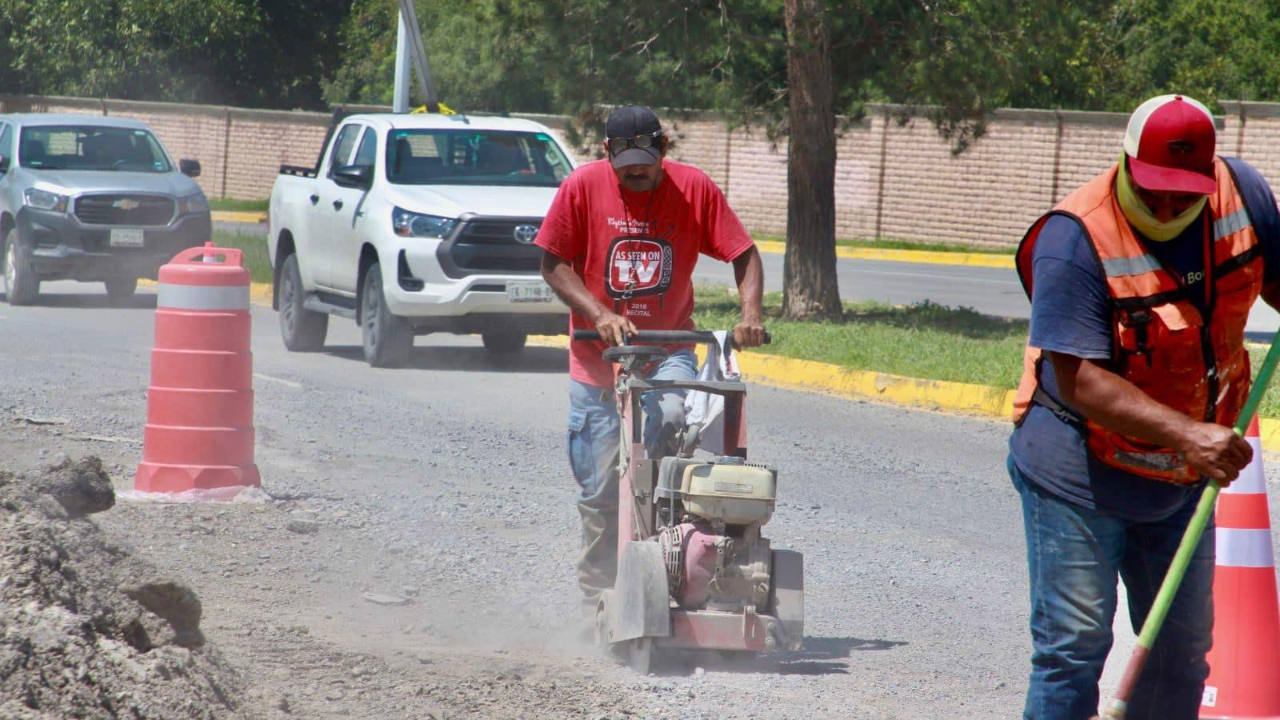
[{"x1": 1014, "y1": 158, "x2": 1263, "y2": 483}]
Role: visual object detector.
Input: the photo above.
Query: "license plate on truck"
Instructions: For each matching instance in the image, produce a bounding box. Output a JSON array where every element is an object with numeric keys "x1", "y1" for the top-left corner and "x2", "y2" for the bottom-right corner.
[
  {"x1": 507, "y1": 280, "x2": 553, "y2": 303},
  {"x1": 109, "y1": 228, "x2": 145, "y2": 248}
]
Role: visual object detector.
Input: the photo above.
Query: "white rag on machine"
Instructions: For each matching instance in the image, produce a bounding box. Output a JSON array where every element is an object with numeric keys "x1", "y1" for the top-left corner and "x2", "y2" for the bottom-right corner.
[{"x1": 683, "y1": 331, "x2": 740, "y2": 456}]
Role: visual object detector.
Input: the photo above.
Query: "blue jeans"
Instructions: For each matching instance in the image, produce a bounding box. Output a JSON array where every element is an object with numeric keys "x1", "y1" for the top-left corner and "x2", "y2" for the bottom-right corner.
[
  {"x1": 1009, "y1": 456, "x2": 1214, "y2": 720},
  {"x1": 567, "y1": 349, "x2": 698, "y2": 609}
]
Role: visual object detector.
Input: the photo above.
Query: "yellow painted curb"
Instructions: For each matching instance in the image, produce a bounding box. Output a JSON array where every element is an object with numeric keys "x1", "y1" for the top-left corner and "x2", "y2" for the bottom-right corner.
[
  {"x1": 753, "y1": 239, "x2": 1015, "y2": 269},
  {"x1": 733, "y1": 352, "x2": 1018, "y2": 417},
  {"x1": 1259, "y1": 419, "x2": 1280, "y2": 452},
  {"x1": 211, "y1": 210, "x2": 267, "y2": 224},
  {"x1": 139, "y1": 279, "x2": 273, "y2": 305}
]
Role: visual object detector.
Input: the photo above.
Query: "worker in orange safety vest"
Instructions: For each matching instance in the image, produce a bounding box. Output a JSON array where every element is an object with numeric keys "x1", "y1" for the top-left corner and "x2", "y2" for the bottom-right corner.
[{"x1": 1008, "y1": 94, "x2": 1280, "y2": 720}]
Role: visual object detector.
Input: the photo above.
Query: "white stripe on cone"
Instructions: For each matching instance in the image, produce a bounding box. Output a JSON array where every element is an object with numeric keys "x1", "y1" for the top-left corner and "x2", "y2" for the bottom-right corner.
[
  {"x1": 1216, "y1": 528, "x2": 1277, "y2": 569},
  {"x1": 157, "y1": 283, "x2": 250, "y2": 311},
  {"x1": 1220, "y1": 435, "x2": 1266, "y2": 495}
]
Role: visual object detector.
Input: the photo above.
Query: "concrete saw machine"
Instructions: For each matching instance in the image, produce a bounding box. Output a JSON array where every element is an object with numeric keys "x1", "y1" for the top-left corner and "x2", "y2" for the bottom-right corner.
[{"x1": 572, "y1": 329, "x2": 804, "y2": 673}]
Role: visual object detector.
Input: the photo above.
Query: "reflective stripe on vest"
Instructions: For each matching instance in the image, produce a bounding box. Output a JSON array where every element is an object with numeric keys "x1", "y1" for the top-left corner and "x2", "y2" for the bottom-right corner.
[
  {"x1": 158, "y1": 283, "x2": 251, "y2": 311},
  {"x1": 1215, "y1": 528, "x2": 1275, "y2": 568},
  {"x1": 1213, "y1": 208, "x2": 1251, "y2": 240},
  {"x1": 1102, "y1": 254, "x2": 1163, "y2": 278}
]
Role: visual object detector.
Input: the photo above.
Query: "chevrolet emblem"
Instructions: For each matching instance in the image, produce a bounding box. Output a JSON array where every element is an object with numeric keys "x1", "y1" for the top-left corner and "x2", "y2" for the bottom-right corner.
[{"x1": 112, "y1": 199, "x2": 141, "y2": 211}]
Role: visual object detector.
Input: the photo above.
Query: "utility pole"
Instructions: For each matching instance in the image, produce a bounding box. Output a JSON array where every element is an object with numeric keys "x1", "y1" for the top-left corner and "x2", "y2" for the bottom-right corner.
[
  {"x1": 393, "y1": 16, "x2": 411, "y2": 113},
  {"x1": 391, "y1": 0, "x2": 439, "y2": 113}
]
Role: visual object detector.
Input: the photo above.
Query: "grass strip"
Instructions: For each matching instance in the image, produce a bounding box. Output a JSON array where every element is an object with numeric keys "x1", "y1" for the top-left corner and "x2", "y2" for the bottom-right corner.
[
  {"x1": 210, "y1": 198, "x2": 269, "y2": 212},
  {"x1": 691, "y1": 286, "x2": 1027, "y2": 390},
  {"x1": 211, "y1": 230, "x2": 272, "y2": 284}
]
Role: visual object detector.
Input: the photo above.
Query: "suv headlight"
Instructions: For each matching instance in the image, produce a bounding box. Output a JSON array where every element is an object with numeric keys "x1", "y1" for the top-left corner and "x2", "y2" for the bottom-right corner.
[
  {"x1": 23, "y1": 188, "x2": 69, "y2": 213},
  {"x1": 180, "y1": 192, "x2": 210, "y2": 215},
  {"x1": 392, "y1": 207, "x2": 456, "y2": 238}
]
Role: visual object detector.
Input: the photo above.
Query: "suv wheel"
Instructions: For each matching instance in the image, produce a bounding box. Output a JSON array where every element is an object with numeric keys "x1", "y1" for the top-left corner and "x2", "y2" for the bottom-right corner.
[
  {"x1": 278, "y1": 253, "x2": 328, "y2": 352},
  {"x1": 482, "y1": 331, "x2": 528, "y2": 354},
  {"x1": 361, "y1": 261, "x2": 412, "y2": 368},
  {"x1": 104, "y1": 277, "x2": 137, "y2": 304},
  {"x1": 3, "y1": 228, "x2": 39, "y2": 306}
]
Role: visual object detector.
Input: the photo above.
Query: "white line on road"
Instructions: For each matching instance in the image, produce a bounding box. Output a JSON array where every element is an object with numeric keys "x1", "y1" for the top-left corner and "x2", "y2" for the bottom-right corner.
[{"x1": 253, "y1": 373, "x2": 303, "y2": 389}]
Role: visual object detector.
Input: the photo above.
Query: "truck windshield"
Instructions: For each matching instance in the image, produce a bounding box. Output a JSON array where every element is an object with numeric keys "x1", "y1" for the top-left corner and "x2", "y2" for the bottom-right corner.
[
  {"x1": 19, "y1": 126, "x2": 172, "y2": 173},
  {"x1": 385, "y1": 129, "x2": 572, "y2": 187}
]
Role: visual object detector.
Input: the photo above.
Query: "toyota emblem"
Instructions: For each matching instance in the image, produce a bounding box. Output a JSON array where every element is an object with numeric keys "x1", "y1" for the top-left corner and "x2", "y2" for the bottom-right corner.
[{"x1": 513, "y1": 224, "x2": 539, "y2": 245}]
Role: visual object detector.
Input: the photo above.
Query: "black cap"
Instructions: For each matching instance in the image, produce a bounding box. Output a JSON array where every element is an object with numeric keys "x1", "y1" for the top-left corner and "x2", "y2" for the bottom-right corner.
[{"x1": 605, "y1": 105, "x2": 662, "y2": 168}]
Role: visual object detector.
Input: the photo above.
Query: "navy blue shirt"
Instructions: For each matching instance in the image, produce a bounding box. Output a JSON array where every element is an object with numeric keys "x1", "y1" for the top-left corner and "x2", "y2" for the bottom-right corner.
[{"x1": 1009, "y1": 157, "x2": 1280, "y2": 521}]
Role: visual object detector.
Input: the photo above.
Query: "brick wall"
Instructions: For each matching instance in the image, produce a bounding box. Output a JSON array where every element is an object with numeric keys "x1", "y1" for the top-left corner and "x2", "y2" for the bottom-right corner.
[{"x1": 3, "y1": 94, "x2": 1277, "y2": 250}]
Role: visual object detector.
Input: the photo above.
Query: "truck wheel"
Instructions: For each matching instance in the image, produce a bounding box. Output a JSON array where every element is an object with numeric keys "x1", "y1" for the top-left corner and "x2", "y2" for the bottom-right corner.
[
  {"x1": 278, "y1": 253, "x2": 328, "y2": 352},
  {"x1": 104, "y1": 277, "x2": 137, "y2": 304},
  {"x1": 3, "y1": 228, "x2": 39, "y2": 306},
  {"x1": 361, "y1": 261, "x2": 412, "y2": 368},
  {"x1": 482, "y1": 331, "x2": 528, "y2": 354}
]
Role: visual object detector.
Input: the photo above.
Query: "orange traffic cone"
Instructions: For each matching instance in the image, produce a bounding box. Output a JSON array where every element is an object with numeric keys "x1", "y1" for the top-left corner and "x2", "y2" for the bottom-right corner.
[{"x1": 1201, "y1": 417, "x2": 1280, "y2": 719}]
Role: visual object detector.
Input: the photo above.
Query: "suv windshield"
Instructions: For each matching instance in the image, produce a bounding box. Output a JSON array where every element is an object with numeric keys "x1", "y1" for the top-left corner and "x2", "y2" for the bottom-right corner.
[
  {"x1": 386, "y1": 129, "x2": 571, "y2": 187},
  {"x1": 19, "y1": 126, "x2": 172, "y2": 173}
]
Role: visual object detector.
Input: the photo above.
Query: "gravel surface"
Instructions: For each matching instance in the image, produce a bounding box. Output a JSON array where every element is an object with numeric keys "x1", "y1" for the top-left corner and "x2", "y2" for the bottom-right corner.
[
  {"x1": 4, "y1": 281, "x2": 1268, "y2": 718},
  {"x1": 0, "y1": 457, "x2": 245, "y2": 719}
]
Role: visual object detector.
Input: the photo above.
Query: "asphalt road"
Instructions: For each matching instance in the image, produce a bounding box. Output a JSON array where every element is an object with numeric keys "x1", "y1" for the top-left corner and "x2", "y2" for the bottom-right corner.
[
  {"x1": 11, "y1": 279, "x2": 1235, "y2": 717},
  {"x1": 0, "y1": 279, "x2": 1037, "y2": 718},
  {"x1": 216, "y1": 220, "x2": 1280, "y2": 335}
]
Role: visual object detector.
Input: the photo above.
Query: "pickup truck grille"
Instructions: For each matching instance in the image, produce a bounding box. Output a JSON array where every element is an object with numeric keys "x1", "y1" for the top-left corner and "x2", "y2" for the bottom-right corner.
[
  {"x1": 439, "y1": 218, "x2": 543, "y2": 278},
  {"x1": 75, "y1": 194, "x2": 175, "y2": 227}
]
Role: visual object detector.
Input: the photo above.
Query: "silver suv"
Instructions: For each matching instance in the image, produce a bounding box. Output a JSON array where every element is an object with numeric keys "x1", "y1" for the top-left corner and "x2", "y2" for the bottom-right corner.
[{"x1": 0, "y1": 114, "x2": 212, "y2": 305}]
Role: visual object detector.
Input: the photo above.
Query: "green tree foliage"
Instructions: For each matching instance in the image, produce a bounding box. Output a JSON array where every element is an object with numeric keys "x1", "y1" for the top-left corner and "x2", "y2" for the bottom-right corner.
[
  {"x1": 324, "y1": 0, "x2": 773, "y2": 116},
  {"x1": 0, "y1": 0, "x2": 346, "y2": 108},
  {"x1": 6, "y1": 0, "x2": 1278, "y2": 116}
]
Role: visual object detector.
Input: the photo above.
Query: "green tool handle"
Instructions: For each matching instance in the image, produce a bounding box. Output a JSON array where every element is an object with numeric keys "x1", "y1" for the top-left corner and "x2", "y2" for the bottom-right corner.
[{"x1": 1103, "y1": 334, "x2": 1280, "y2": 719}]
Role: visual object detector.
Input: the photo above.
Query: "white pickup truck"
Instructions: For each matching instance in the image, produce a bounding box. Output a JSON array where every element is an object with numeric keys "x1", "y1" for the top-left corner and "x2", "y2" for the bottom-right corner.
[{"x1": 267, "y1": 112, "x2": 574, "y2": 367}]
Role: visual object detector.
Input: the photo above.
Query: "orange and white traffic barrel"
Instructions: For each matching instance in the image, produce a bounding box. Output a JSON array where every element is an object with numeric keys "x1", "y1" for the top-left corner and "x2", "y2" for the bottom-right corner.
[{"x1": 135, "y1": 242, "x2": 260, "y2": 493}]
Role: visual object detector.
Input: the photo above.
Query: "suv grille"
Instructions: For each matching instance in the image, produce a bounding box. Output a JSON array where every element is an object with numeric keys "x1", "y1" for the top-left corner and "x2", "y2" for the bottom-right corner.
[
  {"x1": 75, "y1": 195, "x2": 175, "y2": 226},
  {"x1": 440, "y1": 218, "x2": 543, "y2": 277}
]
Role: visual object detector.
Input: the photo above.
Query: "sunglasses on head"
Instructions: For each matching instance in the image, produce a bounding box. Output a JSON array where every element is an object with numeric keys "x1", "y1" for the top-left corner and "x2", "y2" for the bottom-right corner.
[{"x1": 606, "y1": 131, "x2": 662, "y2": 156}]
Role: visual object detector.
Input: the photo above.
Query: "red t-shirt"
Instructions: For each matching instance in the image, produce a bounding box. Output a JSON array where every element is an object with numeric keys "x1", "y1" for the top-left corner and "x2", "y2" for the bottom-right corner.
[{"x1": 536, "y1": 159, "x2": 755, "y2": 387}]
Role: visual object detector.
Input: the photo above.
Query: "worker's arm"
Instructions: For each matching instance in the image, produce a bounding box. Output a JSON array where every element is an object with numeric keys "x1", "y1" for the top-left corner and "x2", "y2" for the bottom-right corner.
[
  {"x1": 540, "y1": 251, "x2": 635, "y2": 347},
  {"x1": 731, "y1": 246, "x2": 766, "y2": 348},
  {"x1": 1048, "y1": 351, "x2": 1252, "y2": 484}
]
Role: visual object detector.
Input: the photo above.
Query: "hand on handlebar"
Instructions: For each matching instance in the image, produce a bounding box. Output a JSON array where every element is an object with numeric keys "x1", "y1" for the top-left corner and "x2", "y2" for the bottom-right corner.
[
  {"x1": 593, "y1": 311, "x2": 638, "y2": 347},
  {"x1": 734, "y1": 317, "x2": 767, "y2": 349}
]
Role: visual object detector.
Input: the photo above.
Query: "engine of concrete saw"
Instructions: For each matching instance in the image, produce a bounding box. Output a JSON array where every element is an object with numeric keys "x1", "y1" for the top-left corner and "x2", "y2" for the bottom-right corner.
[{"x1": 654, "y1": 456, "x2": 777, "y2": 612}]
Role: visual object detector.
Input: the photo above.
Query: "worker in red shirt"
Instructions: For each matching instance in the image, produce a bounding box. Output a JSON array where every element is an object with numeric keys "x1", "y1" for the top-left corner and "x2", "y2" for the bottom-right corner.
[{"x1": 536, "y1": 105, "x2": 766, "y2": 616}]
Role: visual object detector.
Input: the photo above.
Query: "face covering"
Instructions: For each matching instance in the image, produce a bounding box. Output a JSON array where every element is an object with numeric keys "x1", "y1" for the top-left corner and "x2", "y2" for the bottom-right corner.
[{"x1": 1114, "y1": 154, "x2": 1207, "y2": 242}]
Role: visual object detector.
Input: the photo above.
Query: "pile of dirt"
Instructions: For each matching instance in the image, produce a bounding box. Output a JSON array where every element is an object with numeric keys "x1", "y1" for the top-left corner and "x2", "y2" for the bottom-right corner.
[{"x1": 0, "y1": 457, "x2": 246, "y2": 719}]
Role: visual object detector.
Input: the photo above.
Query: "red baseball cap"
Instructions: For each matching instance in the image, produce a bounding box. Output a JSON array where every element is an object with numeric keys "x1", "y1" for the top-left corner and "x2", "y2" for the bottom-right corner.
[{"x1": 1123, "y1": 94, "x2": 1217, "y2": 195}]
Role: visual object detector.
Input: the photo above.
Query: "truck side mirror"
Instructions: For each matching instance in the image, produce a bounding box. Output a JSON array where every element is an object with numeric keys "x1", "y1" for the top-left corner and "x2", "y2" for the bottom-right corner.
[
  {"x1": 0, "y1": 154, "x2": 8, "y2": 173},
  {"x1": 179, "y1": 159, "x2": 201, "y2": 177},
  {"x1": 333, "y1": 164, "x2": 373, "y2": 190}
]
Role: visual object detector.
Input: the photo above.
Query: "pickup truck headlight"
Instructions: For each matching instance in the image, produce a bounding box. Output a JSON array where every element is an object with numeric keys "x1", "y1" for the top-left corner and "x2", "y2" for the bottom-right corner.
[
  {"x1": 23, "y1": 188, "x2": 69, "y2": 213},
  {"x1": 392, "y1": 207, "x2": 457, "y2": 238},
  {"x1": 180, "y1": 192, "x2": 210, "y2": 215}
]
